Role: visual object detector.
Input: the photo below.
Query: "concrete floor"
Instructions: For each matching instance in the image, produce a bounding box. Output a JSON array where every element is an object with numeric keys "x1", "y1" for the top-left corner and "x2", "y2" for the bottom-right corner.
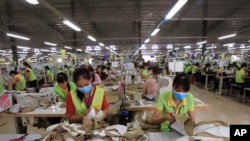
[{"x1": 1, "y1": 84, "x2": 250, "y2": 134}]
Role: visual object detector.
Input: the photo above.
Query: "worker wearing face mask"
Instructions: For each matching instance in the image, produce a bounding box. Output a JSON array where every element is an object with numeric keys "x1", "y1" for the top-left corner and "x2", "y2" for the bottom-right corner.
[
  {"x1": 151, "y1": 73, "x2": 195, "y2": 132},
  {"x1": 66, "y1": 68, "x2": 109, "y2": 123}
]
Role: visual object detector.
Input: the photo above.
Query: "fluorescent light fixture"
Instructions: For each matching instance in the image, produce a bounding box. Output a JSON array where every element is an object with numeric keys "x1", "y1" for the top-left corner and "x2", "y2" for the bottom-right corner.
[
  {"x1": 144, "y1": 38, "x2": 150, "y2": 43},
  {"x1": 167, "y1": 44, "x2": 173, "y2": 49},
  {"x1": 62, "y1": 19, "x2": 81, "y2": 31},
  {"x1": 87, "y1": 35, "x2": 96, "y2": 42},
  {"x1": 6, "y1": 33, "x2": 30, "y2": 40},
  {"x1": 110, "y1": 45, "x2": 116, "y2": 50},
  {"x1": 175, "y1": 48, "x2": 179, "y2": 50},
  {"x1": 64, "y1": 46, "x2": 72, "y2": 49},
  {"x1": 95, "y1": 46, "x2": 101, "y2": 50},
  {"x1": 223, "y1": 43, "x2": 235, "y2": 47},
  {"x1": 248, "y1": 40, "x2": 250, "y2": 42},
  {"x1": 44, "y1": 41, "x2": 57, "y2": 46},
  {"x1": 76, "y1": 48, "x2": 82, "y2": 51},
  {"x1": 17, "y1": 46, "x2": 31, "y2": 49},
  {"x1": 0, "y1": 50, "x2": 6, "y2": 53},
  {"x1": 240, "y1": 45, "x2": 245, "y2": 49},
  {"x1": 17, "y1": 51, "x2": 29, "y2": 54},
  {"x1": 40, "y1": 49, "x2": 50, "y2": 52},
  {"x1": 51, "y1": 47, "x2": 56, "y2": 50},
  {"x1": 99, "y1": 43, "x2": 104, "y2": 46},
  {"x1": 195, "y1": 49, "x2": 202, "y2": 51},
  {"x1": 228, "y1": 48, "x2": 236, "y2": 50},
  {"x1": 105, "y1": 47, "x2": 110, "y2": 50},
  {"x1": 196, "y1": 40, "x2": 207, "y2": 45},
  {"x1": 165, "y1": 0, "x2": 188, "y2": 20},
  {"x1": 206, "y1": 47, "x2": 215, "y2": 49},
  {"x1": 25, "y1": 0, "x2": 39, "y2": 5},
  {"x1": 150, "y1": 28, "x2": 160, "y2": 36},
  {"x1": 218, "y1": 33, "x2": 237, "y2": 40},
  {"x1": 184, "y1": 45, "x2": 191, "y2": 49}
]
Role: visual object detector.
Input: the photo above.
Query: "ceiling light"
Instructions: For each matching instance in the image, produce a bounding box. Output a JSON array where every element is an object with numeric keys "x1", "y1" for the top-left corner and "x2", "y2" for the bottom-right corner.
[
  {"x1": 150, "y1": 28, "x2": 160, "y2": 36},
  {"x1": 17, "y1": 51, "x2": 29, "y2": 54},
  {"x1": 77, "y1": 48, "x2": 82, "y2": 51},
  {"x1": 175, "y1": 48, "x2": 179, "y2": 50},
  {"x1": 62, "y1": 19, "x2": 81, "y2": 31},
  {"x1": 218, "y1": 33, "x2": 237, "y2": 40},
  {"x1": 6, "y1": 33, "x2": 30, "y2": 40},
  {"x1": 87, "y1": 35, "x2": 96, "y2": 42},
  {"x1": 17, "y1": 46, "x2": 31, "y2": 49},
  {"x1": 105, "y1": 47, "x2": 110, "y2": 50},
  {"x1": 44, "y1": 41, "x2": 57, "y2": 46},
  {"x1": 165, "y1": 0, "x2": 188, "y2": 20},
  {"x1": 144, "y1": 38, "x2": 150, "y2": 43},
  {"x1": 184, "y1": 45, "x2": 191, "y2": 49},
  {"x1": 0, "y1": 50, "x2": 6, "y2": 53},
  {"x1": 223, "y1": 43, "x2": 235, "y2": 47},
  {"x1": 195, "y1": 49, "x2": 202, "y2": 51},
  {"x1": 64, "y1": 46, "x2": 72, "y2": 49},
  {"x1": 196, "y1": 40, "x2": 207, "y2": 45},
  {"x1": 25, "y1": 0, "x2": 39, "y2": 5},
  {"x1": 110, "y1": 45, "x2": 116, "y2": 50},
  {"x1": 228, "y1": 48, "x2": 236, "y2": 50},
  {"x1": 99, "y1": 43, "x2": 104, "y2": 46},
  {"x1": 167, "y1": 44, "x2": 173, "y2": 49},
  {"x1": 206, "y1": 47, "x2": 215, "y2": 49},
  {"x1": 40, "y1": 49, "x2": 50, "y2": 52},
  {"x1": 95, "y1": 46, "x2": 101, "y2": 50},
  {"x1": 51, "y1": 47, "x2": 56, "y2": 50}
]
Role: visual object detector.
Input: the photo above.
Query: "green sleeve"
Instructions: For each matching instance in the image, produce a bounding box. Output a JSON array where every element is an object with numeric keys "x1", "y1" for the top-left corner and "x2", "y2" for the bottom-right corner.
[{"x1": 187, "y1": 93, "x2": 195, "y2": 111}]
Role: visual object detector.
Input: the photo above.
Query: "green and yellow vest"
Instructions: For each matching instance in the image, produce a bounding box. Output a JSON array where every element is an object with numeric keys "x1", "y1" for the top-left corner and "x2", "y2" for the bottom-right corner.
[
  {"x1": 26, "y1": 68, "x2": 37, "y2": 81},
  {"x1": 71, "y1": 86, "x2": 104, "y2": 115},
  {"x1": 15, "y1": 74, "x2": 26, "y2": 91},
  {"x1": 53, "y1": 82, "x2": 76, "y2": 102}
]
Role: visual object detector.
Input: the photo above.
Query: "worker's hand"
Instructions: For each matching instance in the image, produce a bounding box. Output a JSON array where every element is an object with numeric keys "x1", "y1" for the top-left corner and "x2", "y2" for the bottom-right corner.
[{"x1": 165, "y1": 112, "x2": 175, "y2": 123}]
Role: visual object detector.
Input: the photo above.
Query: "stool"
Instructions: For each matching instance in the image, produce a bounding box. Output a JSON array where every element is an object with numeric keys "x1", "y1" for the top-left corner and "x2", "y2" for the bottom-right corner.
[
  {"x1": 230, "y1": 84, "x2": 240, "y2": 101},
  {"x1": 243, "y1": 88, "x2": 250, "y2": 103},
  {"x1": 208, "y1": 81, "x2": 214, "y2": 91}
]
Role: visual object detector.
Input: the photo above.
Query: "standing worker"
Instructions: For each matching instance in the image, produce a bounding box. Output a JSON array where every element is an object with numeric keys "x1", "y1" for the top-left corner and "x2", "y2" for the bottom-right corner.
[
  {"x1": 23, "y1": 62, "x2": 37, "y2": 88},
  {"x1": 45, "y1": 66, "x2": 54, "y2": 81}
]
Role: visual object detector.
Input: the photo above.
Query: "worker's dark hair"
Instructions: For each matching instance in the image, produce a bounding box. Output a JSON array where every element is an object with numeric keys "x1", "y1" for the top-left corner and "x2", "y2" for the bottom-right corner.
[
  {"x1": 241, "y1": 63, "x2": 247, "y2": 69},
  {"x1": 73, "y1": 68, "x2": 91, "y2": 83},
  {"x1": 9, "y1": 70, "x2": 18, "y2": 75},
  {"x1": 45, "y1": 66, "x2": 50, "y2": 70},
  {"x1": 73, "y1": 68, "x2": 92, "y2": 102},
  {"x1": 23, "y1": 62, "x2": 31, "y2": 69},
  {"x1": 96, "y1": 65, "x2": 103, "y2": 73},
  {"x1": 56, "y1": 72, "x2": 68, "y2": 83},
  {"x1": 173, "y1": 73, "x2": 190, "y2": 92},
  {"x1": 152, "y1": 67, "x2": 160, "y2": 75}
]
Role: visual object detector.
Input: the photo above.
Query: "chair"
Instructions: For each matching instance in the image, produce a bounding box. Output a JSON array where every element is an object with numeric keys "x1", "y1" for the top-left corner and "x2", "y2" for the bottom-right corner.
[
  {"x1": 229, "y1": 84, "x2": 240, "y2": 101},
  {"x1": 243, "y1": 88, "x2": 250, "y2": 103}
]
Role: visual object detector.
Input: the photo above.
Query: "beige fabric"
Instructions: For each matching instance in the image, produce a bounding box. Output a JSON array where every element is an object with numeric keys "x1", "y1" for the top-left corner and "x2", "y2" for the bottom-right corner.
[{"x1": 82, "y1": 116, "x2": 94, "y2": 133}]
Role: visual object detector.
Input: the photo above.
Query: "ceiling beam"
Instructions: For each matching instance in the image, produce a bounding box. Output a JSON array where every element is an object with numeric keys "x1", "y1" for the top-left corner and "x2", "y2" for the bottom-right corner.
[
  {"x1": 18, "y1": 1, "x2": 66, "y2": 40},
  {"x1": 76, "y1": 0, "x2": 102, "y2": 35},
  {"x1": 207, "y1": 0, "x2": 250, "y2": 33}
]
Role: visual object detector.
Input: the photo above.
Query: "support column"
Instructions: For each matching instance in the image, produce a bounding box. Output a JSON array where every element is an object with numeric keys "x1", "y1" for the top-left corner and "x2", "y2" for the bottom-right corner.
[
  {"x1": 5, "y1": 0, "x2": 18, "y2": 66},
  {"x1": 71, "y1": 0, "x2": 77, "y2": 50},
  {"x1": 202, "y1": 0, "x2": 208, "y2": 61}
]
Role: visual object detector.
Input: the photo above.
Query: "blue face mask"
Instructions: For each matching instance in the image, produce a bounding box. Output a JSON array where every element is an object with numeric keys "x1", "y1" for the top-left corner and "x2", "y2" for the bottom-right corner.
[
  {"x1": 173, "y1": 91, "x2": 188, "y2": 101},
  {"x1": 78, "y1": 83, "x2": 93, "y2": 94}
]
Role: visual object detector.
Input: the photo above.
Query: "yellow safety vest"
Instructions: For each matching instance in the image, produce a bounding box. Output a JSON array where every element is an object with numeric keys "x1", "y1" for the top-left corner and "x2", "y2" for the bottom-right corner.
[{"x1": 71, "y1": 86, "x2": 104, "y2": 115}]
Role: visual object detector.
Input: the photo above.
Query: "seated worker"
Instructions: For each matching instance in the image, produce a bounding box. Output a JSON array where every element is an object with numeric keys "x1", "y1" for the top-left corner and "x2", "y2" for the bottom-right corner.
[
  {"x1": 45, "y1": 66, "x2": 54, "y2": 81},
  {"x1": 9, "y1": 70, "x2": 26, "y2": 91},
  {"x1": 96, "y1": 65, "x2": 108, "y2": 80},
  {"x1": 142, "y1": 67, "x2": 159, "y2": 99},
  {"x1": 151, "y1": 73, "x2": 195, "y2": 132},
  {"x1": 66, "y1": 68, "x2": 109, "y2": 123},
  {"x1": 53, "y1": 72, "x2": 76, "y2": 102}
]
